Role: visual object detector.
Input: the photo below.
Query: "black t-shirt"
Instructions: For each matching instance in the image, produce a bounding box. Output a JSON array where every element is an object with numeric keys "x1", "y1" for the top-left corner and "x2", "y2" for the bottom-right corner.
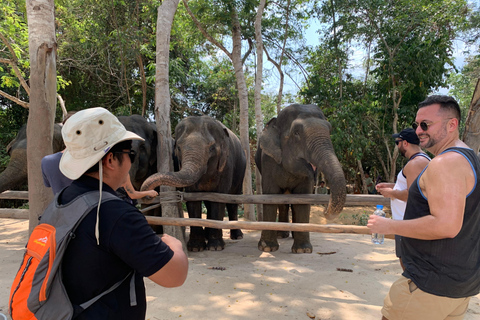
[{"x1": 60, "y1": 176, "x2": 174, "y2": 319}]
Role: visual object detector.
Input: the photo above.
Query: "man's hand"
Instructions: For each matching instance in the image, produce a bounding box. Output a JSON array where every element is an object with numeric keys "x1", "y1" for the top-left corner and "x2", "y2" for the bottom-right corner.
[
  {"x1": 367, "y1": 214, "x2": 392, "y2": 234},
  {"x1": 376, "y1": 186, "x2": 395, "y2": 199},
  {"x1": 143, "y1": 189, "x2": 158, "y2": 199},
  {"x1": 160, "y1": 233, "x2": 184, "y2": 251},
  {"x1": 376, "y1": 182, "x2": 394, "y2": 190}
]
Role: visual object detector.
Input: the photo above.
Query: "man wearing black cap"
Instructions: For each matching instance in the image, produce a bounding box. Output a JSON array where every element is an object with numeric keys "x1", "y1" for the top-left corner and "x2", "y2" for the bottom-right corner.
[{"x1": 376, "y1": 128, "x2": 430, "y2": 269}]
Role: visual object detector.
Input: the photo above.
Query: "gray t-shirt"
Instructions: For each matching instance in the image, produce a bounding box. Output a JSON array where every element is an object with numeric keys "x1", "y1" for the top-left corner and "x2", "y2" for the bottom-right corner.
[{"x1": 41, "y1": 151, "x2": 73, "y2": 194}]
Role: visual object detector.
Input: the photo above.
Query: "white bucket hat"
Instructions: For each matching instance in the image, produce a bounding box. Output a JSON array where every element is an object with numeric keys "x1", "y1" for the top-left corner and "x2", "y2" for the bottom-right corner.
[
  {"x1": 60, "y1": 107, "x2": 144, "y2": 180},
  {"x1": 60, "y1": 107, "x2": 145, "y2": 245}
]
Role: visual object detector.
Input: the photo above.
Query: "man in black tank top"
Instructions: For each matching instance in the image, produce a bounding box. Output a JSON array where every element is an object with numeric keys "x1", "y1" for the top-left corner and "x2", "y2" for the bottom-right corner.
[{"x1": 368, "y1": 95, "x2": 480, "y2": 320}]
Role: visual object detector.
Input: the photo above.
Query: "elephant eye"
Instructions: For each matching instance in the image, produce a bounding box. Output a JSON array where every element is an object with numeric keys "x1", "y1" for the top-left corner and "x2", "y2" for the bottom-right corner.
[{"x1": 209, "y1": 145, "x2": 216, "y2": 153}]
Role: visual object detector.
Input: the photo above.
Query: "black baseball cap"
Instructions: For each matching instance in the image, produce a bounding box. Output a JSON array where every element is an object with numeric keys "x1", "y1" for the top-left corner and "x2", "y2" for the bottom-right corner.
[{"x1": 392, "y1": 128, "x2": 420, "y2": 145}]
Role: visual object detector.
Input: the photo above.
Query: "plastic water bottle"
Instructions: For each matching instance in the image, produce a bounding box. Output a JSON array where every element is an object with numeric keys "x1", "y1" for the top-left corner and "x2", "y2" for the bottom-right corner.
[{"x1": 371, "y1": 205, "x2": 386, "y2": 244}]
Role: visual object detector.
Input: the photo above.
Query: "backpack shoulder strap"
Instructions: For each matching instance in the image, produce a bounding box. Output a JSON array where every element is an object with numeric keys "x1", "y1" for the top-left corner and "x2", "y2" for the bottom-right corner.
[{"x1": 78, "y1": 271, "x2": 134, "y2": 310}]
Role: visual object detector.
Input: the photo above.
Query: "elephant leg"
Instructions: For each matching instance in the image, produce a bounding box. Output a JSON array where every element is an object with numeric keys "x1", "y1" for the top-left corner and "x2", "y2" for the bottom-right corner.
[
  {"x1": 291, "y1": 204, "x2": 312, "y2": 254},
  {"x1": 141, "y1": 203, "x2": 163, "y2": 234},
  {"x1": 226, "y1": 202, "x2": 243, "y2": 240},
  {"x1": 186, "y1": 201, "x2": 206, "y2": 252},
  {"x1": 204, "y1": 201, "x2": 225, "y2": 251},
  {"x1": 258, "y1": 203, "x2": 279, "y2": 252},
  {"x1": 151, "y1": 207, "x2": 163, "y2": 234},
  {"x1": 277, "y1": 204, "x2": 290, "y2": 239}
]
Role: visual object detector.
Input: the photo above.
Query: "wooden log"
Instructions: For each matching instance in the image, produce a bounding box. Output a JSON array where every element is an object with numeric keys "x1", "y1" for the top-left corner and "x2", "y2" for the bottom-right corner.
[
  {"x1": 140, "y1": 192, "x2": 390, "y2": 207},
  {"x1": 1, "y1": 190, "x2": 389, "y2": 207},
  {"x1": 0, "y1": 191, "x2": 29, "y2": 200},
  {"x1": 0, "y1": 209, "x2": 29, "y2": 219},
  {"x1": 0, "y1": 205, "x2": 394, "y2": 240},
  {"x1": 144, "y1": 216, "x2": 395, "y2": 239}
]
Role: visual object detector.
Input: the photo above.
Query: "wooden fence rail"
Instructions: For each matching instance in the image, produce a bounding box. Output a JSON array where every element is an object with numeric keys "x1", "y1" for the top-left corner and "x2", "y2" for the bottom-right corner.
[
  {"x1": 145, "y1": 216, "x2": 380, "y2": 236},
  {"x1": 0, "y1": 191, "x2": 390, "y2": 237}
]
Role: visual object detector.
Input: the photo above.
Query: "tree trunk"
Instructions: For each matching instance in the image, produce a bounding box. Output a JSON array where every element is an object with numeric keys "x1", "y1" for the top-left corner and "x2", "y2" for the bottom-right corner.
[
  {"x1": 357, "y1": 160, "x2": 367, "y2": 194},
  {"x1": 182, "y1": 0, "x2": 254, "y2": 220},
  {"x1": 231, "y1": 10, "x2": 255, "y2": 221},
  {"x1": 137, "y1": 54, "x2": 147, "y2": 117},
  {"x1": 254, "y1": 0, "x2": 266, "y2": 221},
  {"x1": 329, "y1": 0, "x2": 343, "y2": 100},
  {"x1": 26, "y1": 0, "x2": 57, "y2": 234},
  {"x1": 156, "y1": 0, "x2": 187, "y2": 249},
  {"x1": 462, "y1": 78, "x2": 480, "y2": 153}
]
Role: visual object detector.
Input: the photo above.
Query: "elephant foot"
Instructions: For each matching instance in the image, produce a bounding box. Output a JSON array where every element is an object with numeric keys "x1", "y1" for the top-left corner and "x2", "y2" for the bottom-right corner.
[
  {"x1": 207, "y1": 238, "x2": 225, "y2": 251},
  {"x1": 187, "y1": 239, "x2": 206, "y2": 252},
  {"x1": 277, "y1": 231, "x2": 290, "y2": 239},
  {"x1": 258, "y1": 239, "x2": 279, "y2": 252},
  {"x1": 291, "y1": 242, "x2": 313, "y2": 254},
  {"x1": 230, "y1": 229, "x2": 243, "y2": 240}
]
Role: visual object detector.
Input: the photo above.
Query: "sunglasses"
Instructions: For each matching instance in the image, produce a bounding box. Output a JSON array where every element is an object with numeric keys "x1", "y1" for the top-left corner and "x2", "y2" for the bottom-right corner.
[
  {"x1": 395, "y1": 140, "x2": 403, "y2": 145},
  {"x1": 412, "y1": 118, "x2": 454, "y2": 131},
  {"x1": 115, "y1": 150, "x2": 136, "y2": 163}
]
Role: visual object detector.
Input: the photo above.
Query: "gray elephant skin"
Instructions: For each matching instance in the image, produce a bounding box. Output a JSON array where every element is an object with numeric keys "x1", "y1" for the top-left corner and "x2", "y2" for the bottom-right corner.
[
  {"x1": 255, "y1": 104, "x2": 346, "y2": 253},
  {"x1": 0, "y1": 124, "x2": 65, "y2": 193},
  {"x1": 141, "y1": 115, "x2": 246, "y2": 252},
  {"x1": 0, "y1": 115, "x2": 158, "y2": 198}
]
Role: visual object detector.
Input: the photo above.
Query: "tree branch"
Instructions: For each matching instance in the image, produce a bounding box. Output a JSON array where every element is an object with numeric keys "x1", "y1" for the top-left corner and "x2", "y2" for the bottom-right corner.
[
  {"x1": 182, "y1": 0, "x2": 232, "y2": 60},
  {"x1": 0, "y1": 55, "x2": 31, "y2": 96},
  {"x1": 0, "y1": 89, "x2": 29, "y2": 108},
  {"x1": 242, "y1": 38, "x2": 254, "y2": 65}
]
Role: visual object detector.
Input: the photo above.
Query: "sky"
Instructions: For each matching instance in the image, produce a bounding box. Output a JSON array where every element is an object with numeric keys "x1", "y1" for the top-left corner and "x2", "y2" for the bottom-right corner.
[{"x1": 274, "y1": 23, "x2": 472, "y2": 98}]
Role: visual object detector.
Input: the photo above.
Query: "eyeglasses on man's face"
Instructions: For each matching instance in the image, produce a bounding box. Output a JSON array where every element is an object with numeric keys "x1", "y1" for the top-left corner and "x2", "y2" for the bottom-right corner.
[
  {"x1": 412, "y1": 118, "x2": 454, "y2": 131},
  {"x1": 115, "y1": 150, "x2": 136, "y2": 163},
  {"x1": 395, "y1": 140, "x2": 403, "y2": 145}
]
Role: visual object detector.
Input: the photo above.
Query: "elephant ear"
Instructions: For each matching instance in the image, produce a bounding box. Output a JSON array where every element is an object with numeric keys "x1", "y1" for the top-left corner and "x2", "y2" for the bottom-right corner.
[
  {"x1": 216, "y1": 122, "x2": 230, "y2": 172},
  {"x1": 149, "y1": 123, "x2": 158, "y2": 168},
  {"x1": 324, "y1": 119, "x2": 333, "y2": 134},
  {"x1": 259, "y1": 118, "x2": 282, "y2": 164}
]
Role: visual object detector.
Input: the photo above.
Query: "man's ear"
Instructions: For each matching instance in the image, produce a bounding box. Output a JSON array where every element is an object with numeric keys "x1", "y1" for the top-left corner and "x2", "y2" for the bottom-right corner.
[
  {"x1": 449, "y1": 117, "x2": 459, "y2": 132},
  {"x1": 102, "y1": 153, "x2": 116, "y2": 170}
]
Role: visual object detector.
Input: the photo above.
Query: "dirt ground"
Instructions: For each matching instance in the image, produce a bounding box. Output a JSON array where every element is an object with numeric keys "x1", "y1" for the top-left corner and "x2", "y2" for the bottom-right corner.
[{"x1": 1, "y1": 206, "x2": 479, "y2": 320}]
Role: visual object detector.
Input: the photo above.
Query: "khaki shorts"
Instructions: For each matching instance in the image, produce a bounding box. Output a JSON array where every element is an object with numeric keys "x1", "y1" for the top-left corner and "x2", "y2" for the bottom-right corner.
[{"x1": 382, "y1": 276, "x2": 471, "y2": 320}]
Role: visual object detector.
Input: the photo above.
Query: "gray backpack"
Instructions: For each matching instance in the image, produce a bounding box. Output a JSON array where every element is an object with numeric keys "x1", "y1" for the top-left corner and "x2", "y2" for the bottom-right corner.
[{"x1": 9, "y1": 191, "x2": 133, "y2": 320}]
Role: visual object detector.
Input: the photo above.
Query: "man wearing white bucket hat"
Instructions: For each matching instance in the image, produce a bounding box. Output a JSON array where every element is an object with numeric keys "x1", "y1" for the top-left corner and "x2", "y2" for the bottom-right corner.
[{"x1": 57, "y1": 107, "x2": 188, "y2": 319}]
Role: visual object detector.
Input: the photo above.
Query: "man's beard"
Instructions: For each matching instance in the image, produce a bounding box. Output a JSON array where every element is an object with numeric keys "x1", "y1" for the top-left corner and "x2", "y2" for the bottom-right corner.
[{"x1": 420, "y1": 126, "x2": 447, "y2": 149}]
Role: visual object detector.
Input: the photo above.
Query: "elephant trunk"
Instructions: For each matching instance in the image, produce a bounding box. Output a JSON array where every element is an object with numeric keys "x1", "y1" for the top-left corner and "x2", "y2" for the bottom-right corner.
[
  {"x1": 307, "y1": 136, "x2": 346, "y2": 220},
  {"x1": 0, "y1": 149, "x2": 28, "y2": 194},
  {"x1": 141, "y1": 143, "x2": 207, "y2": 191}
]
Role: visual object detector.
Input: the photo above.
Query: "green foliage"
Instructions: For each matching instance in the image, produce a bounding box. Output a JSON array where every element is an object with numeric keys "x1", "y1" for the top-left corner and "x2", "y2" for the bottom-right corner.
[
  {"x1": 301, "y1": 0, "x2": 470, "y2": 184},
  {"x1": 0, "y1": 0, "x2": 29, "y2": 95},
  {"x1": 447, "y1": 54, "x2": 480, "y2": 135},
  {"x1": 0, "y1": 0, "x2": 478, "y2": 193},
  {"x1": 55, "y1": 0, "x2": 161, "y2": 115}
]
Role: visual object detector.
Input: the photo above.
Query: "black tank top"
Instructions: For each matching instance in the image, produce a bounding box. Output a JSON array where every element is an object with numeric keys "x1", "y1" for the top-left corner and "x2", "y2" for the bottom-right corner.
[
  {"x1": 402, "y1": 147, "x2": 480, "y2": 298},
  {"x1": 401, "y1": 152, "x2": 431, "y2": 179}
]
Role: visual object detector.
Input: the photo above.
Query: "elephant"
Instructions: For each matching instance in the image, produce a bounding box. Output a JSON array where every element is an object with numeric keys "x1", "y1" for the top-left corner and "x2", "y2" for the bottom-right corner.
[
  {"x1": 0, "y1": 115, "x2": 158, "y2": 199},
  {"x1": 117, "y1": 115, "x2": 158, "y2": 191},
  {"x1": 255, "y1": 104, "x2": 346, "y2": 253},
  {"x1": 141, "y1": 115, "x2": 246, "y2": 252},
  {"x1": 0, "y1": 124, "x2": 65, "y2": 194}
]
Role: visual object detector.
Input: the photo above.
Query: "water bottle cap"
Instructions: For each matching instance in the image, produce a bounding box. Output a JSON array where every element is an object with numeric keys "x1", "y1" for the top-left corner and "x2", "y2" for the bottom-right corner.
[{"x1": 376, "y1": 205, "x2": 384, "y2": 209}]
